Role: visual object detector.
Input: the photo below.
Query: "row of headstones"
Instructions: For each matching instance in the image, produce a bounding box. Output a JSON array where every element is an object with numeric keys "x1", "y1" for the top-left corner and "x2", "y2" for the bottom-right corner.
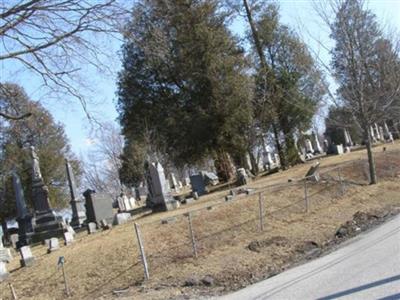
[{"x1": 0, "y1": 224, "x2": 76, "y2": 281}]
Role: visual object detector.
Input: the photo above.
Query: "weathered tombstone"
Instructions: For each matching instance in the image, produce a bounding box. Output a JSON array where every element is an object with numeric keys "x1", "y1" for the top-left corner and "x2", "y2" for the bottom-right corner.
[
  {"x1": 135, "y1": 186, "x2": 148, "y2": 202},
  {"x1": 0, "y1": 247, "x2": 12, "y2": 263},
  {"x1": 10, "y1": 233, "x2": 19, "y2": 249},
  {"x1": 189, "y1": 174, "x2": 206, "y2": 196},
  {"x1": 87, "y1": 222, "x2": 97, "y2": 234},
  {"x1": 305, "y1": 139, "x2": 314, "y2": 154},
  {"x1": 323, "y1": 139, "x2": 329, "y2": 153},
  {"x1": 118, "y1": 193, "x2": 135, "y2": 212},
  {"x1": 236, "y1": 168, "x2": 249, "y2": 186},
  {"x1": 47, "y1": 237, "x2": 60, "y2": 253},
  {"x1": 20, "y1": 245, "x2": 35, "y2": 267},
  {"x1": 379, "y1": 126, "x2": 385, "y2": 142},
  {"x1": 0, "y1": 261, "x2": 8, "y2": 281},
  {"x1": 384, "y1": 122, "x2": 394, "y2": 142},
  {"x1": 66, "y1": 225, "x2": 76, "y2": 236},
  {"x1": 83, "y1": 190, "x2": 114, "y2": 224},
  {"x1": 63, "y1": 232, "x2": 74, "y2": 245},
  {"x1": 192, "y1": 191, "x2": 199, "y2": 200},
  {"x1": 183, "y1": 177, "x2": 191, "y2": 187},
  {"x1": 30, "y1": 147, "x2": 64, "y2": 242},
  {"x1": 169, "y1": 173, "x2": 179, "y2": 191},
  {"x1": 263, "y1": 151, "x2": 274, "y2": 170},
  {"x1": 117, "y1": 193, "x2": 126, "y2": 212},
  {"x1": 312, "y1": 132, "x2": 323, "y2": 154},
  {"x1": 65, "y1": 159, "x2": 86, "y2": 227},
  {"x1": 374, "y1": 123, "x2": 381, "y2": 141},
  {"x1": 12, "y1": 170, "x2": 34, "y2": 247},
  {"x1": 201, "y1": 171, "x2": 219, "y2": 186},
  {"x1": 333, "y1": 144, "x2": 344, "y2": 155},
  {"x1": 113, "y1": 213, "x2": 131, "y2": 225},
  {"x1": 145, "y1": 162, "x2": 178, "y2": 211},
  {"x1": 305, "y1": 162, "x2": 320, "y2": 182}
]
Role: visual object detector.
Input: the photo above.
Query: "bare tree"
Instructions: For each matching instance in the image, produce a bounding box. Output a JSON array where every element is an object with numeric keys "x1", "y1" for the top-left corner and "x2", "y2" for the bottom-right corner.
[
  {"x1": 82, "y1": 122, "x2": 123, "y2": 197},
  {"x1": 1, "y1": 0, "x2": 129, "y2": 120},
  {"x1": 315, "y1": 0, "x2": 400, "y2": 184}
]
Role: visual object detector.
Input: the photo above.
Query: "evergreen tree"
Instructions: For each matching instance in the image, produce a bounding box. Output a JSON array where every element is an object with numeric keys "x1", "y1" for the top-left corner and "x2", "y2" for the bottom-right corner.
[{"x1": 117, "y1": 0, "x2": 252, "y2": 183}]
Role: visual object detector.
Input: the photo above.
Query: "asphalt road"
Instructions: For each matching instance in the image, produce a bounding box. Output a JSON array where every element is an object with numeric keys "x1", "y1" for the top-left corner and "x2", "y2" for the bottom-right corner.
[{"x1": 220, "y1": 215, "x2": 400, "y2": 300}]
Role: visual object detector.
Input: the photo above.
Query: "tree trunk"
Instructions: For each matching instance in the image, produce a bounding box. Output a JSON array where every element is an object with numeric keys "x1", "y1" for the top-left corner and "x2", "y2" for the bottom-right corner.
[
  {"x1": 248, "y1": 149, "x2": 259, "y2": 175},
  {"x1": 214, "y1": 150, "x2": 235, "y2": 182},
  {"x1": 272, "y1": 123, "x2": 287, "y2": 169},
  {"x1": 366, "y1": 126, "x2": 377, "y2": 184}
]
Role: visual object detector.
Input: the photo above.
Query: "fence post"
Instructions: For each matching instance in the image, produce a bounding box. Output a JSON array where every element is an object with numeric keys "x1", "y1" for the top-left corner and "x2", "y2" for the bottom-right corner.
[
  {"x1": 304, "y1": 179, "x2": 309, "y2": 213},
  {"x1": 258, "y1": 193, "x2": 264, "y2": 231},
  {"x1": 338, "y1": 167, "x2": 344, "y2": 195},
  {"x1": 134, "y1": 223, "x2": 150, "y2": 280},
  {"x1": 187, "y1": 213, "x2": 198, "y2": 258},
  {"x1": 9, "y1": 283, "x2": 17, "y2": 300}
]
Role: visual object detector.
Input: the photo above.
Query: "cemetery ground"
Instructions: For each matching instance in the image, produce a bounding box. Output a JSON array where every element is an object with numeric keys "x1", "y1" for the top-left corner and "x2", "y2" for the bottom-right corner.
[{"x1": 1, "y1": 143, "x2": 400, "y2": 299}]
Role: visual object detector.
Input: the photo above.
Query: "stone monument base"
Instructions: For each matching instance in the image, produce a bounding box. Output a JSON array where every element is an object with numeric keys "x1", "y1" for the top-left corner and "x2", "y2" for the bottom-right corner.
[
  {"x1": 70, "y1": 211, "x2": 86, "y2": 228},
  {"x1": 31, "y1": 210, "x2": 64, "y2": 243}
]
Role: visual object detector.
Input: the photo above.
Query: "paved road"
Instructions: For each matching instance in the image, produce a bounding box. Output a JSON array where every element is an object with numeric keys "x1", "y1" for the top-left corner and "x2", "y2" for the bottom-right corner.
[{"x1": 220, "y1": 215, "x2": 400, "y2": 300}]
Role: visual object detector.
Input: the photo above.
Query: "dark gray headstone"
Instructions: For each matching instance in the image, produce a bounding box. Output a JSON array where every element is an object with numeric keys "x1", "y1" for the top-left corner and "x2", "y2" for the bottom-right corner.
[
  {"x1": 83, "y1": 190, "x2": 114, "y2": 225},
  {"x1": 189, "y1": 175, "x2": 206, "y2": 196},
  {"x1": 12, "y1": 171, "x2": 34, "y2": 246}
]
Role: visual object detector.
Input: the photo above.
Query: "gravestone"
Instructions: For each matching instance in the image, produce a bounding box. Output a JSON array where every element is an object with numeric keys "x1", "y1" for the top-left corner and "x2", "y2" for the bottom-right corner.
[
  {"x1": 47, "y1": 238, "x2": 60, "y2": 253},
  {"x1": 384, "y1": 122, "x2": 394, "y2": 142},
  {"x1": 117, "y1": 193, "x2": 135, "y2": 212},
  {"x1": 63, "y1": 232, "x2": 74, "y2": 245},
  {"x1": 10, "y1": 233, "x2": 19, "y2": 249},
  {"x1": 113, "y1": 213, "x2": 131, "y2": 225},
  {"x1": 29, "y1": 147, "x2": 64, "y2": 242},
  {"x1": 333, "y1": 144, "x2": 344, "y2": 155},
  {"x1": 87, "y1": 222, "x2": 97, "y2": 234},
  {"x1": 12, "y1": 171, "x2": 34, "y2": 247},
  {"x1": 236, "y1": 168, "x2": 249, "y2": 186},
  {"x1": 0, "y1": 243, "x2": 12, "y2": 280},
  {"x1": 0, "y1": 261, "x2": 8, "y2": 281},
  {"x1": 65, "y1": 159, "x2": 86, "y2": 227},
  {"x1": 305, "y1": 139, "x2": 314, "y2": 154},
  {"x1": 312, "y1": 132, "x2": 323, "y2": 154},
  {"x1": 20, "y1": 246, "x2": 35, "y2": 267},
  {"x1": 305, "y1": 162, "x2": 320, "y2": 182},
  {"x1": 374, "y1": 123, "x2": 381, "y2": 141},
  {"x1": 135, "y1": 186, "x2": 148, "y2": 202},
  {"x1": 83, "y1": 190, "x2": 114, "y2": 225},
  {"x1": 189, "y1": 175, "x2": 206, "y2": 196},
  {"x1": 169, "y1": 173, "x2": 179, "y2": 191},
  {"x1": 183, "y1": 177, "x2": 191, "y2": 187},
  {"x1": 145, "y1": 162, "x2": 178, "y2": 211},
  {"x1": 201, "y1": 171, "x2": 219, "y2": 186}
]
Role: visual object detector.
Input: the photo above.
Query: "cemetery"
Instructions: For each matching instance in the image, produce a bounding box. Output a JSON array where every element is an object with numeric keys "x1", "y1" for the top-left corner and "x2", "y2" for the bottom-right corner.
[
  {"x1": 0, "y1": 140, "x2": 399, "y2": 299},
  {"x1": 1, "y1": 0, "x2": 400, "y2": 299}
]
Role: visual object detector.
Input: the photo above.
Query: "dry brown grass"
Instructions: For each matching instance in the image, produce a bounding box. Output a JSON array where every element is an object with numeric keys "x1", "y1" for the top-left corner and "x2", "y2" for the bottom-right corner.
[{"x1": 1, "y1": 142, "x2": 400, "y2": 300}]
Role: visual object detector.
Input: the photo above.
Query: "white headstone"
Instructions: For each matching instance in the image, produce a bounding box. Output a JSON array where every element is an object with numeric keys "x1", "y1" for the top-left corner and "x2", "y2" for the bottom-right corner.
[
  {"x1": 0, "y1": 261, "x2": 9, "y2": 281},
  {"x1": 305, "y1": 139, "x2": 314, "y2": 153},
  {"x1": 0, "y1": 247, "x2": 12, "y2": 263},
  {"x1": 88, "y1": 222, "x2": 97, "y2": 234},
  {"x1": 48, "y1": 238, "x2": 60, "y2": 253},
  {"x1": 113, "y1": 213, "x2": 131, "y2": 225},
  {"x1": 64, "y1": 232, "x2": 74, "y2": 245},
  {"x1": 20, "y1": 246, "x2": 35, "y2": 267}
]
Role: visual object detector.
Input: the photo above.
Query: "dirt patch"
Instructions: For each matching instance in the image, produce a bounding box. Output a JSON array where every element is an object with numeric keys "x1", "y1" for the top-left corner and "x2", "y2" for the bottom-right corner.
[{"x1": 248, "y1": 236, "x2": 290, "y2": 252}]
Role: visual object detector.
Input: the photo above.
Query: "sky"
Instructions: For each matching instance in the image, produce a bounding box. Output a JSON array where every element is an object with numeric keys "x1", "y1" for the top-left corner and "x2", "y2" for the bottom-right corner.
[{"x1": 2, "y1": 0, "x2": 400, "y2": 157}]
